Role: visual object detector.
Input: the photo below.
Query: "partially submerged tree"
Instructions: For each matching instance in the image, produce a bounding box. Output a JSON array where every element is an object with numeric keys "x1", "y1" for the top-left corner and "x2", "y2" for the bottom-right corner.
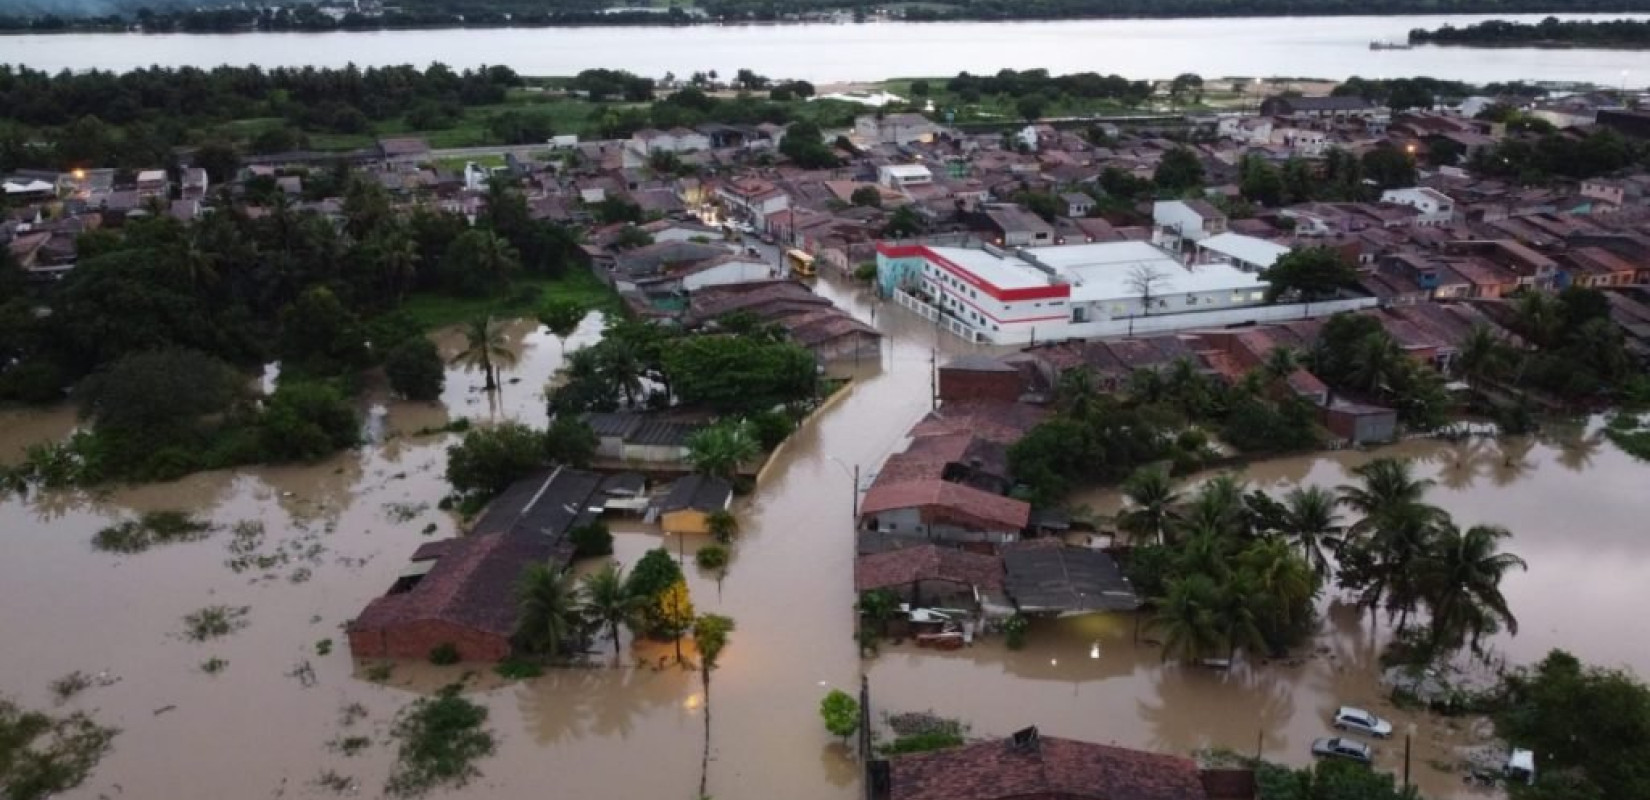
[
  {"x1": 450, "y1": 316, "x2": 517, "y2": 393},
  {"x1": 580, "y1": 563, "x2": 644, "y2": 663},
  {"x1": 819, "y1": 689, "x2": 860, "y2": 742},
  {"x1": 514, "y1": 563, "x2": 582, "y2": 660}
]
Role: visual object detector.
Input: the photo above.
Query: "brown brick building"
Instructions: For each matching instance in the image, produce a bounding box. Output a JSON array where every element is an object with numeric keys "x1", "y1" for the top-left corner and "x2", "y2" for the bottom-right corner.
[
  {"x1": 938, "y1": 354, "x2": 1027, "y2": 405},
  {"x1": 347, "y1": 468, "x2": 605, "y2": 662}
]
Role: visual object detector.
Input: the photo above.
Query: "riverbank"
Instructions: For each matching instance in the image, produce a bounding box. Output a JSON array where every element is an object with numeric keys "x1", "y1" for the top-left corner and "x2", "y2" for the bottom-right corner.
[
  {"x1": 6, "y1": 14, "x2": 1648, "y2": 83},
  {"x1": 1409, "y1": 16, "x2": 1650, "y2": 49}
]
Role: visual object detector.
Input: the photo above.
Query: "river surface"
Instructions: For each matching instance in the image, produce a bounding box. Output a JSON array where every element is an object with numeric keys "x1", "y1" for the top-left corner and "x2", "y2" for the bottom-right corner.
[
  {"x1": 1, "y1": 274, "x2": 1647, "y2": 800},
  {"x1": 5, "y1": 13, "x2": 1649, "y2": 85}
]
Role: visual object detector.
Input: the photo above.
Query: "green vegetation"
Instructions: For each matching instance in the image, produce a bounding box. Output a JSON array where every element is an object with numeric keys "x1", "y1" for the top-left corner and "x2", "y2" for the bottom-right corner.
[
  {"x1": 580, "y1": 563, "x2": 644, "y2": 661},
  {"x1": 385, "y1": 337, "x2": 446, "y2": 402},
  {"x1": 1261, "y1": 247, "x2": 1361, "y2": 304},
  {"x1": 513, "y1": 563, "x2": 581, "y2": 660},
  {"x1": 399, "y1": 270, "x2": 615, "y2": 332},
  {"x1": 706, "y1": 509, "x2": 739, "y2": 544},
  {"x1": 329, "y1": 735, "x2": 373, "y2": 756},
  {"x1": 1411, "y1": 17, "x2": 1650, "y2": 48},
  {"x1": 91, "y1": 511, "x2": 213, "y2": 554},
  {"x1": 199, "y1": 657, "x2": 229, "y2": 675},
  {"x1": 1002, "y1": 613, "x2": 1029, "y2": 650},
  {"x1": 1494, "y1": 649, "x2": 1650, "y2": 799},
  {"x1": 569, "y1": 521, "x2": 614, "y2": 558},
  {"x1": 880, "y1": 711, "x2": 969, "y2": 755},
  {"x1": 0, "y1": 695, "x2": 120, "y2": 800},
  {"x1": 695, "y1": 543, "x2": 730, "y2": 571},
  {"x1": 819, "y1": 690, "x2": 860, "y2": 741},
  {"x1": 686, "y1": 420, "x2": 761, "y2": 482},
  {"x1": 493, "y1": 658, "x2": 545, "y2": 679},
  {"x1": 1008, "y1": 359, "x2": 1327, "y2": 507},
  {"x1": 1254, "y1": 758, "x2": 1419, "y2": 799},
  {"x1": 444, "y1": 421, "x2": 559, "y2": 505},
  {"x1": 428, "y1": 643, "x2": 462, "y2": 665},
  {"x1": 654, "y1": 579, "x2": 697, "y2": 662},
  {"x1": 47, "y1": 672, "x2": 92, "y2": 703},
  {"x1": 1307, "y1": 313, "x2": 1451, "y2": 429},
  {"x1": 384, "y1": 684, "x2": 496, "y2": 798},
  {"x1": 1605, "y1": 413, "x2": 1650, "y2": 460},
  {"x1": 181, "y1": 605, "x2": 251, "y2": 642}
]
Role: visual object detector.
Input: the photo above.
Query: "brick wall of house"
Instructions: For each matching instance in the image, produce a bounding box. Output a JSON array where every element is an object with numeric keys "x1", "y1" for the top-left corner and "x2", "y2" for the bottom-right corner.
[
  {"x1": 348, "y1": 620, "x2": 512, "y2": 662},
  {"x1": 937, "y1": 368, "x2": 1023, "y2": 405}
]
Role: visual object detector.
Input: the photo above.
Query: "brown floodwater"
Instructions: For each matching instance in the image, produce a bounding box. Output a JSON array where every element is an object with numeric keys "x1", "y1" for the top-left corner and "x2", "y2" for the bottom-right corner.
[{"x1": 0, "y1": 277, "x2": 1644, "y2": 800}]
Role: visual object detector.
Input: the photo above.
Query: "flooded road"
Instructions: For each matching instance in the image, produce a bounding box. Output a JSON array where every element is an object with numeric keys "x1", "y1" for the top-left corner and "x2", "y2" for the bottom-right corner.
[{"x1": 1, "y1": 276, "x2": 1646, "y2": 799}]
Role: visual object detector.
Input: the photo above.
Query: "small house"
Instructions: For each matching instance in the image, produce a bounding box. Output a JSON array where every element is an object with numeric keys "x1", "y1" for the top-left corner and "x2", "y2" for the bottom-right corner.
[
  {"x1": 1322, "y1": 400, "x2": 1397, "y2": 445},
  {"x1": 658, "y1": 474, "x2": 733, "y2": 535}
]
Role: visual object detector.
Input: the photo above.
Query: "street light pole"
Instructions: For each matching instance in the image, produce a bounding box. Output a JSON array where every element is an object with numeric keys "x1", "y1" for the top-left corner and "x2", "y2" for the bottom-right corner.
[{"x1": 827, "y1": 457, "x2": 860, "y2": 520}]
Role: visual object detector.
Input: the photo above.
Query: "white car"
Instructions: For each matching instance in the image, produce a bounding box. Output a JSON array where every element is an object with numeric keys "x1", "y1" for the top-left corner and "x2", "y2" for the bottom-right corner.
[
  {"x1": 1312, "y1": 737, "x2": 1373, "y2": 764},
  {"x1": 1333, "y1": 706, "x2": 1394, "y2": 738}
]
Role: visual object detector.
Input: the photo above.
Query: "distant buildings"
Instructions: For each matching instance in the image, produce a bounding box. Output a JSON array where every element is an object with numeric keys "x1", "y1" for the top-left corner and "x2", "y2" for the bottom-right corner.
[{"x1": 854, "y1": 112, "x2": 942, "y2": 146}]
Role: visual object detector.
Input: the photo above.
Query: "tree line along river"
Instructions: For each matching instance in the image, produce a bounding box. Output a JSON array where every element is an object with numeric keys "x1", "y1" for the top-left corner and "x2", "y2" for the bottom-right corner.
[{"x1": 3, "y1": 12, "x2": 1649, "y2": 85}]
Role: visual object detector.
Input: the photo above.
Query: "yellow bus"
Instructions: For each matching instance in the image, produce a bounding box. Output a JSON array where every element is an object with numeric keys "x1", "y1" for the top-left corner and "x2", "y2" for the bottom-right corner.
[{"x1": 786, "y1": 249, "x2": 817, "y2": 278}]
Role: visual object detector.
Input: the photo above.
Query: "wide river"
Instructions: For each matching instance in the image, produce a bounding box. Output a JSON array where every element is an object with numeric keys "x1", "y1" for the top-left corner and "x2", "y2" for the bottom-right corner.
[
  {"x1": 2, "y1": 269, "x2": 1648, "y2": 800},
  {"x1": 5, "y1": 12, "x2": 1650, "y2": 85}
]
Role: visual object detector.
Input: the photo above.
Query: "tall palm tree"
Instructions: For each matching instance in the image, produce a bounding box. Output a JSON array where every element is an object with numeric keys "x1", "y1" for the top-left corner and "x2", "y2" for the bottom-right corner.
[
  {"x1": 597, "y1": 337, "x2": 646, "y2": 407},
  {"x1": 1117, "y1": 466, "x2": 1181, "y2": 546},
  {"x1": 1420, "y1": 523, "x2": 1527, "y2": 654},
  {"x1": 1359, "y1": 503, "x2": 1443, "y2": 631},
  {"x1": 580, "y1": 563, "x2": 644, "y2": 663},
  {"x1": 1236, "y1": 538, "x2": 1319, "y2": 641},
  {"x1": 450, "y1": 316, "x2": 518, "y2": 392},
  {"x1": 1455, "y1": 324, "x2": 1509, "y2": 389},
  {"x1": 1214, "y1": 570, "x2": 1270, "y2": 663},
  {"x1": 1349, "y1": 332, "x2": 1404, "y2": 398},
  {"x1": 471, "y1": 230, "x2": 521, "y2": 288},
  {"x1": 1337, "y1": 457, "x2": 1437, "y2": 538},
  {"x1": 1150, "y1": 574, "x2": 1224, "y2": 663},
  {"x1": 1281, "y1": 485, "x2": 1342, "y2": 579},
  {"x1": 515, "y1": 563, "x2": 582, "y2": 659},
  {"x1": 1261, "y1": 346, "x2": 1300, "y2": 383},
  {"x1": 686, "y1": 421, "x2": 760, "y2": 481},
  {"x1": 1514, "y1": 290, "x2": 1562, "y2": 351},
  {"x1": 1056, "y1": 368, "x2": 1102, "y2": 419},
  {"x1": 1183, "y1": 474, "x2": 1248, "y2": 539},
  {"x1": 377, "y1": 234, "x2": 420, "y2": 305}
]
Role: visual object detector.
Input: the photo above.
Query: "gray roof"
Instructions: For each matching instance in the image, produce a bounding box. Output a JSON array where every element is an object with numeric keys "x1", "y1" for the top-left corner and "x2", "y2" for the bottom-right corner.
[
  {"x1": 471, "y1": 467, "x2": 605, "y2": 544},
  {"x1": 660, "y1": 474, "x2": 732, "y2": 513},
  {"x1": 1003, "y1": 542, "x2": 1139, "y2": 613},
  {"x1": 944, "y1": 353, "x2": 1015, "y2": 373},
  {"x1": 581, "y1": 412, "x2": 703, "y2": 446}
]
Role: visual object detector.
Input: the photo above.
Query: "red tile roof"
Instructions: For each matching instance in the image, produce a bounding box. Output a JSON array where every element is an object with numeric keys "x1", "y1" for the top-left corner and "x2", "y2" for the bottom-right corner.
[
  {"x1": 854, "y1": 544, "x2": 1004, "y2": 592},
  {"x1": 859, "y1": 480, "x2": 1030, "y2": 532},
  {"x1": 888, "y1": 735, "x2": 1209, "y2": 800}
]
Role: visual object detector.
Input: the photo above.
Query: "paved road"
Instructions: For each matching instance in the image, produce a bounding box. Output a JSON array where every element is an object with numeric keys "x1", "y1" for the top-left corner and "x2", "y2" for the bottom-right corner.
[{"x1": 425, "y1": 143, "x2": 557, "y2": 160}]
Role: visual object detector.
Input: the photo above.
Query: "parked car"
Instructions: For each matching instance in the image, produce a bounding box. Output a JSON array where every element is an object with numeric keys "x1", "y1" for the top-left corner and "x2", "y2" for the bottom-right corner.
[
  {"x1": 1333, "y1": 706, "x2": 1394, "y2": 738},
  {"x1": 1312, "y1": 737, "x2": 1373, "y2": 764}
]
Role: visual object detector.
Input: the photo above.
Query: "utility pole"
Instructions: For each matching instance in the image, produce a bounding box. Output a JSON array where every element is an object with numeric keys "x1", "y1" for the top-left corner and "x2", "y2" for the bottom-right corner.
[
  {"x1": 929, "y1": 347, "x2": 938, "y2": 410},
  {"x1": 852, "y1": 463, "x2": 860, "y2": 518},
  {"x1": 1402, "y1": 733, "x2": 1412, "y2": 790}
]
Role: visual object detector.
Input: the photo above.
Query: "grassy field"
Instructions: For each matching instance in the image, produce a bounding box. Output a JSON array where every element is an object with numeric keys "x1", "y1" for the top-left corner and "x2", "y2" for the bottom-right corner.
[{"x1": 401, "y1": 270, "x2": 620, "y2": 331}]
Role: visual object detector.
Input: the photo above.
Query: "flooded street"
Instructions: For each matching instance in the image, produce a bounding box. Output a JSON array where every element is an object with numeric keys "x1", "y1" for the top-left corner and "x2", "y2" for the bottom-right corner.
[{"x1": 2, "y1": 275, "x2": 1647, "y2": 799}]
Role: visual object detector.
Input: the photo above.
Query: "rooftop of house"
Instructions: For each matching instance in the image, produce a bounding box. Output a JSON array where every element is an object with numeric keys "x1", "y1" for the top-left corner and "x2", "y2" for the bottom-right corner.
[
  {"x1": 1197, "y1": 232, "x2": 1290, "y2": 269},
  {"x1": 580, "y1": 412, "x2": 705, "y2": 446},
  {"x1": 859, "y1": 479, "x2": 1031, "y2": 532},
  {"x1": 854, "y1": 543, "x2": 1005, "y2": 593},
  {"x1": 1002, "y1": 539, "x2": 1140, "y2": 613},
  {"x1": 1029, "y1": 240, "x2": 1267, "y2": 302},
  {"x1": 659, "y1": 473, "x2": 733, "y2": 514},
  {"x1": 882, "y1": 732, "x2": 1211, "y2": 800}
]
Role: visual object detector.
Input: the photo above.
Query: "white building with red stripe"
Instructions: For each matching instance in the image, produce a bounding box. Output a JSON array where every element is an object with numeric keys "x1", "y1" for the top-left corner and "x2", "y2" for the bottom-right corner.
[{"x1": 877, "y1": 239, "x2": 1374, "y2": 345}]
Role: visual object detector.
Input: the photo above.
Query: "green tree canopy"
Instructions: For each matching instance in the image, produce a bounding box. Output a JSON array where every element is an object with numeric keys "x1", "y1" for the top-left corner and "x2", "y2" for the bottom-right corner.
[{"x1": 1262, "y1": 247, "x2": 1359, "y2": 303}]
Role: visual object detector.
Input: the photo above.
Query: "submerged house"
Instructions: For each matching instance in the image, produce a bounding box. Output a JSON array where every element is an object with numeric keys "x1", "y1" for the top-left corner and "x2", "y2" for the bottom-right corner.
[
  {"x1": 870, "y1": 728, "x2": 1251, "y2": 800},
  {"x1": 347, "y1": 468, "x2": 605, "y2": 662},
  {"x1": 858, "y1": 479, "x2": 1031, "y2": 545},
  {"x1": 656, "y1": 473, "x2": 734, "y2": 535},
  {"x1": 582, "y1": 412, "x2": 707, "y2": 466}
]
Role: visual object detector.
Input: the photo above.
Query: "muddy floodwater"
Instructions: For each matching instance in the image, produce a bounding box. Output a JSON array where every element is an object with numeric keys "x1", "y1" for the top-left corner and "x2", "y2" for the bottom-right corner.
[{"x1": 2, "y1": 275, "x2": 1647, "y2": 800}]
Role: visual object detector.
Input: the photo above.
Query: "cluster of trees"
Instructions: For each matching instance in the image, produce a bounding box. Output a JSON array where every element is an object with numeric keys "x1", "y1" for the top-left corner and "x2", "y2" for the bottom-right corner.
[
  {"x1": 1410, "y1": 16, "x2": 1650, "y2": 48},
  {"x1": 1330, "y1": 75, "x2": 1470, "y2": 112},
  {"x1": 546, "y1": 315, "x2": 818, "y2": 417},
  {"x1": 443, "y1": 417, "x2": 599, "y2": 503},
  {"x1": 1463, "y1": 286, "x2": 1636, "y2": 403},
  {"x1": 513, "y1": 551, "x2": 731, "y2": 670},
  {"x1": 1126, "y1": 470, "x2": 1323, "y2": 663},
  {"x1": 943, "y1": 69, "x2": 1154, "y2": 108},
  {"x1": 0, "y1": 174, "x2": 592, "y2": 483},
  {"x1": 1238, "y1": 147, "x2": 1416, "y2": 208},
  {"x1": 0, "y1": 62, "x2": 520, "y2": 168},
  {"x1": 1494, "y1": 649, "x2": 1650, "y2": 800},
  {"x1": 1254, "y1": 758, "x2": 1419, "y2": 800},
  {"x1": 1467, "y1": 127, "x2": 1644, "y2": 183},
  {"x1": 1305, "y1": 313, "x2": 1452, "y2": 429},
  {"x1": 1129, "y1": 456, "x2": 1526, "y2": 665},
  {"x1": 1008, "y1": 361, "x2": 1323, "y2": 506},
  {"x1": 1259, "y1": 247, "x2": 1361, "y2": 303},
  {"x1": 580, "y1": 82, "x2": 855, "y2": 146}
]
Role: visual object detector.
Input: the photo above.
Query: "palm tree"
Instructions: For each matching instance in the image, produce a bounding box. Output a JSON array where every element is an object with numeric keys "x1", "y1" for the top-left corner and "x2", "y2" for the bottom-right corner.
[
  {"x1": 598, "y1": 338, "x2": 646, "y2": 406},
  {"x1": 471, "y1": 230, "x2": 521, "y2": 288},
  {"x1": 1337, "y1": 457, "x2": 1438, "y2": 538},
  {"x1": 1150, "y1": 574, "x2": 1224, "y2": 663},
  {"x1": 376, "y1": 234, "x2": 420, "y2": 305},
  {"x1": 1349, "y1": 332, "x2": 1404, "y2": 398},
  {"x1": 580, "y1": 564, "x2": 644, "y2": 663},
  {"x1": 1183, "y1": 474, "x2": 1248, "y2": 539},
  {"x1": 1213, "y1": 571, "x2": 1270, "y2": 663},
  {"x1": 515, "y1": 563, "x2": 582, "y2": 659},
  {"x1": 1514, "y1": 290, "x2": 1562, "y2": 351},
  {"x1": 686, "y1": 421, "x2": 760, "y2": 481},
  {"x1": 1280, "y1": 486, "x2": 1342, "y2": 579},
  {"x1": 1056, "y1": 368, "x2": 1102, "y2": 419},
  {"x1": 1358, "y1": 503, "x2": 1443, "y2": 631},
  {"x1": 1117, "y1": 466, "x2": 1181, "y2": 546},
  {"x1": 1455, "y1": 324, "x2": 1509, "y2": 389},
  {"x1": 1261, "y1": 346, "x2": 1300, "y2": 383},
  {"x1": 450, "y1": 316, "x2": 518, "y2": 392},
  {"x1": 1236, "y1": 538, "x2": 1319, "y2": 643},
  {"x1": 1420, "y1": 523, "x2": 1527, "y2": 654}
]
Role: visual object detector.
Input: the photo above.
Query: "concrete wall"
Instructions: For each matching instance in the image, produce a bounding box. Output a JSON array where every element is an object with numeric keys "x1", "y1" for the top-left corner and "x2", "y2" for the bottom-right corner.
[
  {"x1": 662, "y1": 508, "x2": 710, "y2": 535},
  {"x1": 863, "y1": 507, "x2": 1016, "y2": 543}
]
